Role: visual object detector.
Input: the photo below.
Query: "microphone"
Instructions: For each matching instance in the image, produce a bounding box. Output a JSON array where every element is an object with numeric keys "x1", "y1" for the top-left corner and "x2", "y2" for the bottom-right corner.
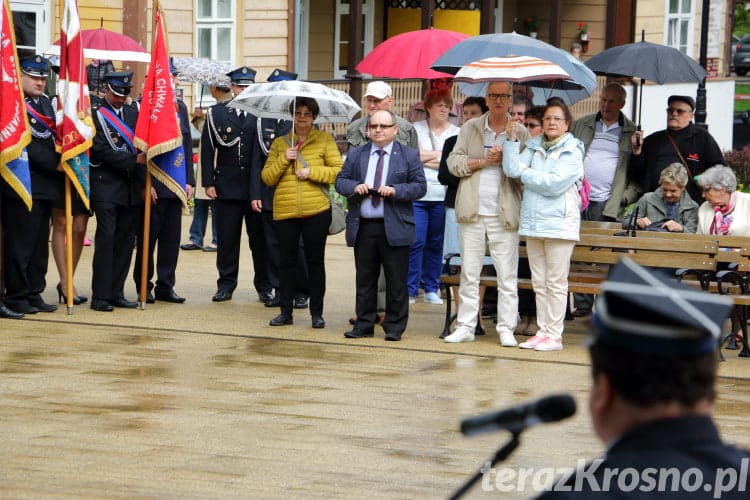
[{"x1": 460, "y1": 394, "x2": 576, "y2": 436}]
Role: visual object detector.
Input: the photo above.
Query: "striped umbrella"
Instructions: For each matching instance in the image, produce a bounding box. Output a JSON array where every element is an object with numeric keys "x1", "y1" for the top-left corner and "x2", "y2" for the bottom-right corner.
[{"x1": 453, "y1": 56, "x2": 572, "y2": 84}]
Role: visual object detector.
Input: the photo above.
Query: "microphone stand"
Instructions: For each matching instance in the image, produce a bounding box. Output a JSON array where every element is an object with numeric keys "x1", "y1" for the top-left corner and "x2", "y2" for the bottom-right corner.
[{"x1": 449, "y1": 431, "x2": 521, "y2": 500}]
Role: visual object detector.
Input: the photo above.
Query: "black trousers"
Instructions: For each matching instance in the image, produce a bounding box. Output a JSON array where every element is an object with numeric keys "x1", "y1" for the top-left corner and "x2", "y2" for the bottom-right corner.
[
  {"x1": 214, "y1": 199, "x2": 270, "y2": 295},
  {"x1": 274, "y1": 210, "x2": 330, "y2": 316},
  {"x1": 353, "y1": 219, "x2": 409, "y2": 335},
  {"x1": 2, "y1": 197, "x2": 52, "y2": 305},
  {"x1": 133, "y1": 198, "x2": 182, "y2": 293},
  {"x1": 91, "y1": 202, "x2": 141, "y2": 301},
  {"x1": 262, "y1": 210, "x2": 309, "y2": 297}
]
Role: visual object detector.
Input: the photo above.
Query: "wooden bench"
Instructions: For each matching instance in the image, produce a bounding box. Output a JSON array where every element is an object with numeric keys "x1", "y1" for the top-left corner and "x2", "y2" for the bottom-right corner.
[{"x1": 569, "y1": 223, "x2": 750, "y2": 357}]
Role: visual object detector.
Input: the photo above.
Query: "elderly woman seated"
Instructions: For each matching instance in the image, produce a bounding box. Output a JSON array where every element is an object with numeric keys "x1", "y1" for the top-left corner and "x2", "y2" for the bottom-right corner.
[
  {"x1": 696, "y1": 165, "x2": 750, "y2": 236},
  {"x1": 626, "y1": 163, "x2": 698, "y2": 233}
]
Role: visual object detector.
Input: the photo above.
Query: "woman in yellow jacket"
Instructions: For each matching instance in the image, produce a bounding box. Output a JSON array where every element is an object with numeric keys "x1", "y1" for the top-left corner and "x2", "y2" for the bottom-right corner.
[{"x1": 261, "y1": 97, "x2": 343, "y2": 329}]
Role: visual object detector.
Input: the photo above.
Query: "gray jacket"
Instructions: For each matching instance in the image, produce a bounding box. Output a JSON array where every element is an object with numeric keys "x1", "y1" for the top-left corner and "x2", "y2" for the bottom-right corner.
[
  {"x1": 346, "y1": 114, "x2": 418, "y2": 150},
  {"x1": 626, "y1": 187, "x2": 698, "y2": 234},
  {"x1": 572, "y1": 112, "x2": 638, "y2": 221}
]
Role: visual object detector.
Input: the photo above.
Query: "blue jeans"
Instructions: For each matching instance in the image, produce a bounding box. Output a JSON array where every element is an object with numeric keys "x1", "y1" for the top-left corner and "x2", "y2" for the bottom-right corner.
[
  {"x1": 188, "y1": 198, "x2": 217, "y2": 246},
  {"x1": 407, "y1": 201, "x2": 445, "y2": 297}
]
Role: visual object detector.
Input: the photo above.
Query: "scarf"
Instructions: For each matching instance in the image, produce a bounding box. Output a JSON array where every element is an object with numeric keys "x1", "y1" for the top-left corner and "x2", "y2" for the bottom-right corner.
[
  {"x1": 542, "y1": 132, "x2": 569, "y2": 151},
  {"x1": 710, "y1": 191, "x2": 737, "y2": 235}
]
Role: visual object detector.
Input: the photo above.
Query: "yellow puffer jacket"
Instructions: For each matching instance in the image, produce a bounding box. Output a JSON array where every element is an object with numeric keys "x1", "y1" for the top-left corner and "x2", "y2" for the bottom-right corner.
[{"x1": 261, "y1": 128, "x2": 343, "y2": 221}]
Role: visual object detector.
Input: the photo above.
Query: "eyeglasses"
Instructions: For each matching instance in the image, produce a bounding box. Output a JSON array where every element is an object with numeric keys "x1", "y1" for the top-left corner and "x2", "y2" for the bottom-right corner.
[
  {"x1": 666, "y1": 107, "x2": 691, "y2": 115},
  {"x1": 368, "y1": 123, "x2": 396, "y2": 130},
  {"x1": 542, "y1": 116, "x2": 566, "y2": 123},
  {"x1": 294, "y1": 111, "x2": 314, "y2": 117},
  {"x1": 525, "y1": 122, "x2": 541, "y2": 129},
  {"x1": 487, "y1": 93, "x2": 512, "y2": 101},
  {"x1": 512, "y1": 111, "x2": 525, "y2": 116}
]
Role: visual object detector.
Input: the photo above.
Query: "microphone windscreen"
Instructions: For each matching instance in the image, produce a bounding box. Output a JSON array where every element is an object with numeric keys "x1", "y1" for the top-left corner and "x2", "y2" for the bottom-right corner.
[{"x1": 537, "y1": 394, "x2": 577, "y2": 423}]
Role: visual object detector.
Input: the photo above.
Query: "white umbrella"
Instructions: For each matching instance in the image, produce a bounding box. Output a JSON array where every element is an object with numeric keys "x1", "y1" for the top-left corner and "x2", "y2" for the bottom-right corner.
[
  {"x1": 228, "y1": 80, "x2": 360, "y2": 125},
  {"x1": 173, "y1": 57, "x2": 231, "y2": 86}
]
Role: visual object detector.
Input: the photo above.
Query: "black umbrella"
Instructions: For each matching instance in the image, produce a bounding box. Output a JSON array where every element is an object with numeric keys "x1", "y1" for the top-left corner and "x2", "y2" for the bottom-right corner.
[{"x1": 584, "y1": 31, "x2": 707, "y2": 131}]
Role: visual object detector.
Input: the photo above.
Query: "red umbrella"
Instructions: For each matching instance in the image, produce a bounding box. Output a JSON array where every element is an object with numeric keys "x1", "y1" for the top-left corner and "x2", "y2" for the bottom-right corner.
[
  {"x1": 47, "y1": 28, "x2": 150, "y2": 62},
  {"x1": 356, "y1": 28, "x2": 469, "y2": 79}
]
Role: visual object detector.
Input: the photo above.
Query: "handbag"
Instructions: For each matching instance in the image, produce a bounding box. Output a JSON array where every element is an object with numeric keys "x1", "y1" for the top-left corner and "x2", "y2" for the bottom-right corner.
[{"x1": 284, "y1": 136, "x2": 346, "y2": 235}]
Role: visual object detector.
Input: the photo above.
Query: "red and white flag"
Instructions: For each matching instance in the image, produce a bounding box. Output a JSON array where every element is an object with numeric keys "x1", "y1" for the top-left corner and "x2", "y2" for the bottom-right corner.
[{"x1": 56, "y1": 0, "x2": 95, "y2": 209}]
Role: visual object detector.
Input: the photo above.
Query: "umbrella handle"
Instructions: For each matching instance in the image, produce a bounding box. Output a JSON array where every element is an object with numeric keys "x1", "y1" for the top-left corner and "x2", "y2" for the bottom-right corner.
[{"x1": 199, "y1": 85, "x2": 203, "y2": 107}]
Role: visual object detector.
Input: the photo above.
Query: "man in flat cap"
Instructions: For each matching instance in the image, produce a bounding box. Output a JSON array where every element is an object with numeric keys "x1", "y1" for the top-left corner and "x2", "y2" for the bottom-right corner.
[
  {"x1": 537, "y1": 257, "x2": 749, "y2": 499},
  {"x1": 201, "y1": 66, "x2": 271, "y2": 303},
  {"x1": 89, "y1": 70, "x2": 147, "y2": 311},
  {"x1": 630, "y1": 94, "x2": 723, "y2": 203},
  {"x1": 1, "y1": 55, "x2": 59, "y2": 315},
  {"x1": 133, "y1": 60, "x2": 195, "y2": 304}
]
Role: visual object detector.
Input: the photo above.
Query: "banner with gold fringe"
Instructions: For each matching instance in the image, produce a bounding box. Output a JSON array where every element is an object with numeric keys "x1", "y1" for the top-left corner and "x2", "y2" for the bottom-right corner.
[
  {"x1": 0, "y1": 0, "x2": 32, "y2": 210},
  {"x1": 134, "y1": 2, "x2": 186, "y2": 205}
]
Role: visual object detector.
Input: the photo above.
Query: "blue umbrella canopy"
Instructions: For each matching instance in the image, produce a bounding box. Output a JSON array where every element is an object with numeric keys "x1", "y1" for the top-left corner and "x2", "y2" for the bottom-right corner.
[{"x1": 431, "y1": 32, "x2": 597, "y2": 104}]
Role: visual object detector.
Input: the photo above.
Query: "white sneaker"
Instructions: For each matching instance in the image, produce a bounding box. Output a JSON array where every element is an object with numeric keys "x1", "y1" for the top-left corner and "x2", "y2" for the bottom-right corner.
[
  {"x1": 498, "y1": 330, "x2": 518, "y2": 347},
  {"x1": 534, "y1": 337, "x2": 563, "y2": 352},
  {"x1": 409, "y1": 296, "x2": 416, "y2": 304},
  {"x1": 423, "y1": 292, "x2": 443, "y2": 305},
  {"x1": 519, "y1": 335, "x2": 546, "y2": 349},
  {"x1": 444, "y1": 328, "x2": 475, "y2": 343}
]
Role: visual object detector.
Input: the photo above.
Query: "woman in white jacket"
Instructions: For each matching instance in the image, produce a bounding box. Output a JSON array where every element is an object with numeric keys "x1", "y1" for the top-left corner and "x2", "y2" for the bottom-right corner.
[{"x1": 503, "y1": 99, "x2": 584, "y2": 351}]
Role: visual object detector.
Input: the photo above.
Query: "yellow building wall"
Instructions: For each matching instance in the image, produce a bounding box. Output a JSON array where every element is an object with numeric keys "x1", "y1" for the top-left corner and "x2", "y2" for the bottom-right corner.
[
  {"x1": 308, "y1": 0, "x2": 335, "y2": 81},
  {"x1": 386, "y1": 8, "x2": 480, "y2": 37},
  {"x1": 243, "y1": 2, "x2": 290, "y2": 81}
]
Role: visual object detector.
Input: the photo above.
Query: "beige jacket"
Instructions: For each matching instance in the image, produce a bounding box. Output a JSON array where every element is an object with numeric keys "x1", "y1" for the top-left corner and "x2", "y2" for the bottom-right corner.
[{"x1": 447, "y1": 113, "x2": 530, "y2": 229}]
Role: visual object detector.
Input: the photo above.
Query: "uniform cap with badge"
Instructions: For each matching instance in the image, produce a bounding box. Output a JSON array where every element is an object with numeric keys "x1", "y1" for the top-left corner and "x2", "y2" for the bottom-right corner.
[
  {"x1": 267, "y1": 68, "x2": 298, "y2": 82},
  {"x1": 226, "y1": 66, "x2": 256, "y2": 86},
  {"x1": 20, "y1": 55, "x2": 51, "y2": 78},
  {"x1": 104, "y1": 71, "x2": 134, "y2": 97},
  {"x1": 588, "y1": 257, "x2": 733, "y2": 356}
]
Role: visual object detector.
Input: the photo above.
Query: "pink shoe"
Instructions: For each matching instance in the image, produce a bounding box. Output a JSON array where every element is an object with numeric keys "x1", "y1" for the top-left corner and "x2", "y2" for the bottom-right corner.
[
  {"x1": 534, "y1": 337, "x2": 563, "y2": 352},
  {"x1": 519, "y1": 335, "x2": 546, "y2": 349},
  {"x1": 83, "y1": 236, "x2": 92, "y2": 246}
]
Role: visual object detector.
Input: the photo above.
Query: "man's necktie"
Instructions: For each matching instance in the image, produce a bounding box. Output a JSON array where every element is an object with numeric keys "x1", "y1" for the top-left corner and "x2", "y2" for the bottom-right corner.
[{"x1": 372, "y1": 149, "x2": 385, "y2": 208}]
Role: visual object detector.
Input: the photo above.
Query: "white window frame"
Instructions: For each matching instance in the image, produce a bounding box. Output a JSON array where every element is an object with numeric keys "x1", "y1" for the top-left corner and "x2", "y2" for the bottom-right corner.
[
  {"x1": 10, "y1": 0, "x2": 50, "y2": 55},
  {"x1": 333, "y1": 0, "x2": 374, "y2": 79},
  {"x1": 664, "y1": 0, "x2": 695, "y2": 56},
  {"x1": 195, "y1": 0, "x2": 236, "y2": 106}
]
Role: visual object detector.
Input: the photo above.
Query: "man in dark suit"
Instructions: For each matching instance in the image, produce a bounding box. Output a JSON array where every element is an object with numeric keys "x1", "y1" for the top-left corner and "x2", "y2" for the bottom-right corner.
[
  {"x1": 335, "y1": 110, "x2": 426, "y2": 341},
  {"x1": 201, "y1": 66, "x2": 270, "y2": 303},
  {"x1": 2, "y1": 55, "x2": 59, "y2": 315},
  {"x1": 133, "y1": 60, "x2": 195, "y2": 304},
  {"x1": 537, "y1": 258, "x2": 749, "y2": 499},
  {"x1": 257, "y1": 68, "x2": 309, "y2": 310},
  {"x1": 89, "y1": 71, "x2": 146, "y2": 311}
]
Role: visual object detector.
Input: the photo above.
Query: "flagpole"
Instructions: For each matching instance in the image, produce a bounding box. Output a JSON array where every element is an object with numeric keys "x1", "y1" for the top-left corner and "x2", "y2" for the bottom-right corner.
[
  {"x1": 64, "y1": 178, "x2": 74, "y2": 314},
  {"x1": 138, "y1": 1, "x2": 159, "y2": 310}
]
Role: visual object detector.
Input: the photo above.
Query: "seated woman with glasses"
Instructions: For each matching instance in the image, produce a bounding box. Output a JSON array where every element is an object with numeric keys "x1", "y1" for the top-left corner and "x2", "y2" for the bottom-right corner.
[
  {"x1": 261, "y1": 97, "x2": 343, "y2": 329},
  {"x1": 696, "y1": 165, "x2": 750, "y2": 237},
  {"x1": 626, "y1": 163, "x2": 698, "y2": 233},
  {"x1": 503, "y1": 97, "x2": 584, "y2": 352}
]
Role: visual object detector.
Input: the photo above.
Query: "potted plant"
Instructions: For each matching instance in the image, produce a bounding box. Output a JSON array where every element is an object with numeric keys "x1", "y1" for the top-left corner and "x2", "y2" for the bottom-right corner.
[
  {"x1": 577, "y1": 21, "x2": 589, "y2": 41},
  {"x1": 724, "y1": 149, "x2": 750, "y2": 192},
  {"x1": 524, "y1": 16, "x2": 538, "y2": 38}
]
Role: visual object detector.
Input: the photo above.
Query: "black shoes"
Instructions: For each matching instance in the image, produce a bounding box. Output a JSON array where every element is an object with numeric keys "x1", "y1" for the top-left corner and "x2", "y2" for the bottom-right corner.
[
  {"x1": 0, "y1": 302, "x2": 23, "y2": 319},
  {"x1": 145, "y1": 292, "x2": 155, "y2": 304},
  {"x1": 28, "y1": 297, "x2": 57, "y2": 313},
  {"x1": 180, "y1": 242, "x2": 202, "y2": 250},
  {"x1": 113, "y1": 297, "x2": 138, "y2": 308},
  {"x1": 264, "y1": 295, "x2": 280, "y2": 308},
  {"x1": 344, "y1": 329, "x2": 374, "y2": 338},
  {"x1": 311, "y1": 315, "x2": 325, "y2": 329},
  {"x1": 7, "y1": 301, "x2": 38, "y2": 314},
  {"x1": 294, "y1": 296, "x2": 309, "y2": 309},
  {"x1": 155, "y1": 290, "x2": 186, "y2": 303},
  {"x1": 258, "y1": 291, "x2": 274, "y2": 304},
  {"x1": 384, "y1": 332, "x2": 403, "y2": 342},
  {"x1": 269, "y1": 313, "x2": 293, "y2": 326},
  {"x1": 212, "y1": 289, "x2": 233, "y2": 302},
  {"x1": 91, "y1": 299, "x2": 114, "y2": 312},
  {"x1": 56, "y1": 283, "x2": 83, "y2": 305}
]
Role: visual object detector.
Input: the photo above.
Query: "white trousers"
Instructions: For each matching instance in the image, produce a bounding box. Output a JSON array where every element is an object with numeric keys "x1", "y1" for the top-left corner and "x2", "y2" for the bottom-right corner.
[
  {"x1": 456, "y1": 215, "x2": 519, "y2": 334},
  {"x1": 526, "y1": 237, "x2": 575, "y2": 340}
]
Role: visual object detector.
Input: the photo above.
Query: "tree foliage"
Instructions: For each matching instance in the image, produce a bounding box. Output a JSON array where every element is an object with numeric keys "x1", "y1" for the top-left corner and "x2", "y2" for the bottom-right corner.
[{"x1": 736, "y1": 3, "x2": 750, "y2": 37}]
